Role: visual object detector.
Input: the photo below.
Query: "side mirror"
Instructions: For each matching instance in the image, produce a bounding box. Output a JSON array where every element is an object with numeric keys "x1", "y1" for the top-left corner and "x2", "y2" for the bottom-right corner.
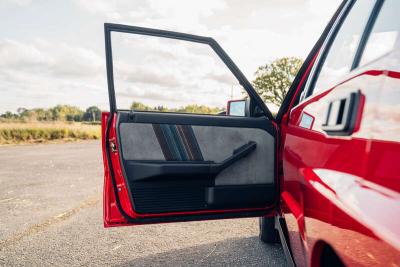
[
  {"x1": 227, "y1": 98, "x2": 265, "y2": 117},
  {"x1": 227, "y1": 99, "x2": 247, "y2": 116}
]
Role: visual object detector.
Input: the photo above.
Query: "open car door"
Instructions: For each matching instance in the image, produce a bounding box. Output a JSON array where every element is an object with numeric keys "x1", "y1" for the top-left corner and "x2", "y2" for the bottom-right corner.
[{"x1": 102, "y1": 23, "x2": 279, "y2": 226}]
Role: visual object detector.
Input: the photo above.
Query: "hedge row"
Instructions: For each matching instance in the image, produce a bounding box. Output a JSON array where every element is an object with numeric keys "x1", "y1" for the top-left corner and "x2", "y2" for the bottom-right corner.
[{"x1": 0, "y1": 128, "x2": 100, "y2": 144}]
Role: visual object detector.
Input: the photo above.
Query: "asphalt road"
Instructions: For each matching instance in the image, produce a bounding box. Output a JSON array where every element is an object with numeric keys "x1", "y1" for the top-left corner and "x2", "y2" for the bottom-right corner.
[{"x1": 0, "y1": 141, "x2": 286, "y2": 266}]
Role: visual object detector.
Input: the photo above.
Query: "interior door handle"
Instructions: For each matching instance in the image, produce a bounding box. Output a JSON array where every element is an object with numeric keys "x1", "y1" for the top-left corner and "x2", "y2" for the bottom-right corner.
[
  {"x1": 210, "y1": 141, "x2": 257, "y2": 174},
  {"x1": 321, "y1": 90, "x2": 363, "y2": 136},
  {"x1": 127, "y1": 141, "x2": 257, "y2": 181}
]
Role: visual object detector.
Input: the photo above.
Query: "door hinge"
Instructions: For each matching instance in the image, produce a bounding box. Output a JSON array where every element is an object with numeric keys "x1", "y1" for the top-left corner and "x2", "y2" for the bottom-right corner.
[{"x1": 109, "y1": 138, "x2": 117, "y2": 153}]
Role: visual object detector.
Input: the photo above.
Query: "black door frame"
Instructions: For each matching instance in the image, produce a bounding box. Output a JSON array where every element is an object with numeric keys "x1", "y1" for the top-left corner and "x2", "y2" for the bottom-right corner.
[
  {"x1": 103, "y1": 23, "x2": 279, "y2": 224},
  {"x1": 104, "y1": 23, "x2": 274, "y2": 120}
]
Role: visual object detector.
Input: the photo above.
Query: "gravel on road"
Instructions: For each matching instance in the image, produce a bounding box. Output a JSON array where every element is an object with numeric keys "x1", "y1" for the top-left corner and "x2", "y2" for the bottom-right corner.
[{"x1": 0, "y1": 141, "x2": 286, "y2": 266}]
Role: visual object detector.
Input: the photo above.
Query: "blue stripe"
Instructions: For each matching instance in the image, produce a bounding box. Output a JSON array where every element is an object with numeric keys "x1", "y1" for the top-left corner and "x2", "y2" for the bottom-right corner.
[
  {"x1": 184, "y1": 125, "x2": 204, "y2": 161},
  {"x1": 169, "y1": 125, "x2": 189, "y2": 161},
  {"x1": 160, "y1": 125, "x2": 182, "y2": 161}
]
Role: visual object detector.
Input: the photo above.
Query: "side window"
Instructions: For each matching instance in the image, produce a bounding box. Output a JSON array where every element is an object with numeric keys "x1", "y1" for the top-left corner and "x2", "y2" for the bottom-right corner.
[
  {"x1": 111, "y1": 32, "x2": 247, "y2": 115},
  {"x1": 310, "y1": 0, "x2": 376, "y2": 95},
  {"x1": 359, "y1": 0, "x2": 400, "y2": 66}
]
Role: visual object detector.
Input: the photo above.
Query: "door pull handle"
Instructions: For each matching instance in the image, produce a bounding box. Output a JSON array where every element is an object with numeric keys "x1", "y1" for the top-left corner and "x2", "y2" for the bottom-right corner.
[{"x1": 321, "y1": 90, "x2": 363, "y2": 136}]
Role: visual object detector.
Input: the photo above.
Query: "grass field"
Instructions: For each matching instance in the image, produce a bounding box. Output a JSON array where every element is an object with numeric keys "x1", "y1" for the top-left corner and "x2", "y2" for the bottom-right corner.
[{"x1": 0, "y1": 122, "x2": 101, "y2": 145}]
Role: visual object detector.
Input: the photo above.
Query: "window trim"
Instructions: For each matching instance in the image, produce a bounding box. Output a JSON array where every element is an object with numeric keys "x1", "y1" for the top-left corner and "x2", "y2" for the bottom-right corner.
[
  {"x1": 301, "y1": 0, "x2": 355, "y2": 101},
  {"x1": 104, "y1": 23, "x2": 274, "y2": 120},
  {"x1": 351, "y1": 0, "x2": 384, "y2": 69},
  {"x1": 300, "y1": 0, "x2": 384, "y2": 102},
  {"x1": 276, "y1": 0, "x2": 348, "y2": 121}
]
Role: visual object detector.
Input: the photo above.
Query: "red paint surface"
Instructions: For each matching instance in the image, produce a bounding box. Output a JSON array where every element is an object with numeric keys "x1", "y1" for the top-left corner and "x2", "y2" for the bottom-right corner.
[{"x1": 281, "y1": 60, "x2": 400, "y2": 266}]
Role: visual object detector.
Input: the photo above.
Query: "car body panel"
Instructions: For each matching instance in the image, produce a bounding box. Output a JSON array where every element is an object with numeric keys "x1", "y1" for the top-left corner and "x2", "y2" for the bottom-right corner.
[{"x1": 280, "y1": 32, "x2": 400, "y2": 267}]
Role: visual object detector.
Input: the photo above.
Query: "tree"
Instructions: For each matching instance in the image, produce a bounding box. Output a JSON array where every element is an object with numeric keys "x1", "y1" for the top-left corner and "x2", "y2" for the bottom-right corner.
[
  {"x1": 252, "y1": 57, "x2": 303, "y2": 107},
  {"x1": 176, "y1": 104, "x2": 222, "y2": 114},
  {"x1": 0, "y1": 111, "x2": 18, "y2": 120},
  {"x1": 17, "y1": 108, "x2": 27, "y2": 116},
  {"x1": 33, "y1": 108, "x2": 53, "y2": 121},
  {"x1": 83, "y1": 106, "x2": 102, "y2": 122},
  {"x1": 16, "y1": 108, "x2": 34, "y2": 121},
  {"x1": 130, "y1": 102, "x2": 153, "y2": 111},
  {"x1": 50, "y1": 105, "x2": 84, "y2": 121},
  {"x1": 129, "y1": 101, "x2": 223, "y2": 115},
  {"x1": 0, "y1": 105, "x2": 102, "y2": 122}
]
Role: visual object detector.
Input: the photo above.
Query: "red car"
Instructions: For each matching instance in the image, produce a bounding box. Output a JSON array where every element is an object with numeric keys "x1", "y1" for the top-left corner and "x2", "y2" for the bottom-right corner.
[{"x1": 101, "y1": 0, "x2": 400, "y2": 266}]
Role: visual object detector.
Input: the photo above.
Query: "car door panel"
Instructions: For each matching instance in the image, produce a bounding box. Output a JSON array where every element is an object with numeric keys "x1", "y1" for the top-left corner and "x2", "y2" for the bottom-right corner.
[
  {"x1": 103, "y1": 112, "x2": 277, "y2": 225},
  {"x1": 116, "y1": 111, "x2": 276, "y2": 214},
  {"x1": 102, "y1": 24, "x2": 278, "y2": 226}
]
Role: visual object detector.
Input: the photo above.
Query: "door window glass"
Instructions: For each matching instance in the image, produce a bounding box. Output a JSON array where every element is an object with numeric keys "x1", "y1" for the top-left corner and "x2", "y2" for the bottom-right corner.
[
  {"x1": 111, "y1": 32, "x2": 247, "y2": 115},
  {"x1": 312, "y1": 0, "x2": 376, "y2": 94},
  {"x1": 359, "y1": 0, "x2": 400, "y2": 66}
]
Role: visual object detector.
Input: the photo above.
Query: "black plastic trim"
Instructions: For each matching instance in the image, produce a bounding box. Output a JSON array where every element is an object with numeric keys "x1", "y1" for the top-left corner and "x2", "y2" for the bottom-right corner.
[
  {"x1": 124, "y1": 141, "x2": 256, "y2": 182},
  {"x1": 276, "y1": 216, "x2": 296, "y2": 267},
  {"x1": 351, "y1": 0, "x2": 384, "y2": 70},
  {"x1": 321, "y1": 90, "x2": 362, "y2": 136},
  {"x1": 125, "y1": 161, "x2": 214, "y2": 182},
  {"x1": 206, "y1": 185, "x2": 274, "y2": 208},
  {"x1": 118, "y1": 111, "x2": 276, "y2": 137},
  {"x1": 215, "y1": 141, "x2": 256, "y2": 173}
]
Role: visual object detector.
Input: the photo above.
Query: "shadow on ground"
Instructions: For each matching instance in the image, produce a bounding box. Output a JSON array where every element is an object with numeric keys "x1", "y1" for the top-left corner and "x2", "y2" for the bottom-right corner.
[{"x1": 118, "y1": 236, "x2": 286, "y2": 267}]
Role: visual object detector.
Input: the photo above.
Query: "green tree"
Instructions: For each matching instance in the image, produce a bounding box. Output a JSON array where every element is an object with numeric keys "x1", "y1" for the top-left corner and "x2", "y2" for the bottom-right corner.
[
  {"x1": 252, "y1": 57, "x2": 303, "y2": 107},
  {"x1": 17, "y1": 107, "x2": 35, "y2": 121},
  {"x1": 130, "y1": 101, "x2": 222, "y2": 115},
  {"x1": 50, "y1": 105, "x2": 84, "y2": 121},
  {"x1": 1, "y1": 105, "x2": 101, "y2": 122},
  {"x1": 154, "y1": 106, "x2": 169, "y2": 112},
  {"x1": 0, "y1": 111, "x2": 18, "y2": 120},
  {"x1": 83, "y1": 106, "x2": 102, "y2": 121},
  {"x1": 176, "y1": 104, "x2": 222, "y2": 114},
  {"x1": 30, "y1": 108, "x2": 53, "y2": 121},
  {"x1": 130, "y1": 102, "x2": 153, "y2": 111}
]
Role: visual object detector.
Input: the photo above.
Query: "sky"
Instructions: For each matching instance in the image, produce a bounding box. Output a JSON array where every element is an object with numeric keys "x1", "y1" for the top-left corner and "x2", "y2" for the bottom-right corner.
[{"x1": 0, "y1": 0, "x2": 341, "y2": 113}]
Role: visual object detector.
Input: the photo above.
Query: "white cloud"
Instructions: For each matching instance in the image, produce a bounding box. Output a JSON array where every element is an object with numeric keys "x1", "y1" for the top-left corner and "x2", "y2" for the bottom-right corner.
[
  {"x1": 0, "y1": 0, "x2": 341, "y2": 113},
  {"x1": 72, "y1": 0, "x2": 120, "y2": 19},
  {"x1": 0, "y1": 39, "x2": 47, "y2": 69},
  {"x1": 0, "y1": 39, "x2": 103, "y2": 78},
  {"x1": 0, "y1": 39, "x2": 108, "y2": 112},
  {"x1": 0, "y1": 0, "x2": 32, "y2": 7},
  {"x1": 110, "y1": 31, "x2": 242, "y2": 109}
]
